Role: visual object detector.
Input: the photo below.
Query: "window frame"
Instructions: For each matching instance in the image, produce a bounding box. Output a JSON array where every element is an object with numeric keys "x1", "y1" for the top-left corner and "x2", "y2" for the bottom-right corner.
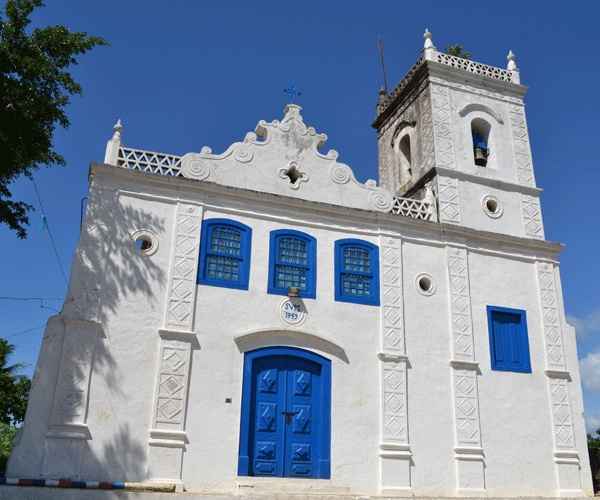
[
  {"x1": 197, "y1": 218, "x2": 252, "y2": 290},
  {"x1": 486, "y1": 305, "x2": 532, "y2": 373},
  {"x1": 334, "y1": 239, "x2": 380, "y2": 306},
  {"x1": 267, "y1": 229, "x2": 317, "y2": 299}
]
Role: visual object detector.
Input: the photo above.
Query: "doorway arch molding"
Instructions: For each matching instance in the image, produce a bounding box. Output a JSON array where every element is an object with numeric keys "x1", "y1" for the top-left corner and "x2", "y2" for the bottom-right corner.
[{"x1": 233, "y1": 327, "x2": 349, "y2": 364}]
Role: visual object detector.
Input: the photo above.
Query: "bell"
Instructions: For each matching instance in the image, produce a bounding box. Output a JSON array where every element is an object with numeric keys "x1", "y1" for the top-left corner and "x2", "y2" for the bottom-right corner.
[{"x1": 474, "y1": 146, "x2": 488, "y2": 167}]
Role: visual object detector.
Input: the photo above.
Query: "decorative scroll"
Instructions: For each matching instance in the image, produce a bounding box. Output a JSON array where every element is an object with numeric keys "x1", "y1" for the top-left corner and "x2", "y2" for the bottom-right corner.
[
  {"x1": 165, "y1": 204, "x2": 203, "y2": 330},
  {"x1": 447, "y1": 248, "x2": 475, "y2": 361},
  {"x1": 431, "y1": 84, "x2": 456, "y2": 171},
  {"x1": 522, "y1": 196, "x2": 544, "y2": 240},
  {"x1": 382, "y1": 361, "x2": 408, "y2": 443},
  {"x1": 437, "y1": 177, "x2": 461, "y2": 223},
  {"x1": 380, "y1": 239, "x2": 404, "y2": 353},
  {"x1": 509, "y1": 106, "x2": 536, "y2": 186},
  {"x1": 537, "y1": 263, "x2": 565, "y2": 371}
]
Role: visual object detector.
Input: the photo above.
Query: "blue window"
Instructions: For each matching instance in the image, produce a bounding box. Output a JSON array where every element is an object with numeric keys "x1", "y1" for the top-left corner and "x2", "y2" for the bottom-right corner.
[
  {"x1": 487, "y1": 306, "x2": 531, "y2": 373},
  {"x1": 197, "y1": 219, "x2": 251, "y2": 290},
  {"x1": 334, "y1": 239, "x2": 380, "y2": 306},
  {"x1": 268, "y1": 230, "x2": 316, "y2": 299}
]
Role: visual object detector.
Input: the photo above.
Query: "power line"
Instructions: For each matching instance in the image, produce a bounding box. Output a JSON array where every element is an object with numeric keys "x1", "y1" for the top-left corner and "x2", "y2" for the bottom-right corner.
[
  {"x1": 3, "y1": 324, "x2": 46, "y2": 340},
  {"x1": 30, "y1": 176, "x2": 69, "y2": 286},
  {"x1": 0, "y1": 296, "x2": 62, "y2": 301}
]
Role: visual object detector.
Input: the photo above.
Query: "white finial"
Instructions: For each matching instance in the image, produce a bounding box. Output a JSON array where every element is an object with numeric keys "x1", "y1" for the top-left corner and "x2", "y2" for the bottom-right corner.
[
  {"x1": 507, "y1": 50, "x2": 517, "y2": 70},
  {"x1": 423, "y1": 28, "x2": 434, "y2": 49},
  {"x1": 506, "y1": 50, "x2": 520, "y2": 83},
  {"x1": 104, "y1": 118, "x2": 123, "y2": 165},
  {"x1": 423, "y1": 28, "x2": 436, "y2": 60},
  {"x1": 112, "y1": 119, "x2": 123, "y2": 139}
]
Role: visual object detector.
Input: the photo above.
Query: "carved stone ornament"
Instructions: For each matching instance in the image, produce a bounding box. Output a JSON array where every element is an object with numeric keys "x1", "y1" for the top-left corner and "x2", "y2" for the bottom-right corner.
[
  {"x1": 119, "y1": 104, "x2": 396, "y2": 213},
  {"x1": 180, "y1": 154, "x2": 210, "y2": 181}
]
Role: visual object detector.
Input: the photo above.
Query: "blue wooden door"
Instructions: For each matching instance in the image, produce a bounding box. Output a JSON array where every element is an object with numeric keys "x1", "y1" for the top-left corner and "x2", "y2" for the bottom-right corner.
[{"x1": 239, "y1": 347, "x2": 331, "y2": 479}]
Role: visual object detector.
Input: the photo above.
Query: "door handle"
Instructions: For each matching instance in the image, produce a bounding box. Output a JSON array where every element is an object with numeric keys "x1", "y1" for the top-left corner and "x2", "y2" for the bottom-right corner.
[{"x1": 282, "y1": 410, "x2": 298, "y2": 423}]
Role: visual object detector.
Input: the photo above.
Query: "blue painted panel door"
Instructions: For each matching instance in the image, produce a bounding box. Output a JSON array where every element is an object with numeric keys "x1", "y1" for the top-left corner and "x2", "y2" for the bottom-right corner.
[{"x1": 250, "y1": 355, "x2": 322, "y2": 478}]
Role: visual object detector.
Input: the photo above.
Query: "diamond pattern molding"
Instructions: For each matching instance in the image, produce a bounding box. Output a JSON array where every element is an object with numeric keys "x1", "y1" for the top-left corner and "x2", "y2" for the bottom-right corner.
[
  {"x1": 446, "y1": 246, "x2": 484, "y2": 489},
  {"x1": 380, "y1": 239, "x2": 405, "y2": 353},
  {"x1": 382, "y1": 363, "x2": 408, "y2": 443},
  {"x1": 549, "y1": 377, "x2": 575, "y2": 450},
  {"x1": 447, "y1": 248, "x2": 475, "y2": 362},
  {"x1": 165, "y1": 204, "x2": 203, "y2": 330},
  {"x1": 156, "y1": 346, "x2": 188, "y2": 425},
  {"x1": 453, "y1": 369, "x2": 481, "y2": 447},
  {"x1": 522, "y1": 196, "x2": 544, "y2": 240},
  {"x1": 509, "y1": 106, "x2": 536, "y2": 187},
  {"x1": 437, "y1": 177, "x2": 461, "y2": 224},
  {"x1": 537, "y1": 263, "x2": 566, "y2": 371},
  {"x1": 431, "y1": 84, "x2": 456, "y2": 171},
  {"x1": 378, "y1": 237, "x2": 410, "y2": 458}
]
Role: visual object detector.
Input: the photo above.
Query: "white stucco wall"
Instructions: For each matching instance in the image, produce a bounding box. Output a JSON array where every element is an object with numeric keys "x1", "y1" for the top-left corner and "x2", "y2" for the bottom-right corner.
[{"x1": 8, "y1": 164, "x2": 591, "y2": 496}]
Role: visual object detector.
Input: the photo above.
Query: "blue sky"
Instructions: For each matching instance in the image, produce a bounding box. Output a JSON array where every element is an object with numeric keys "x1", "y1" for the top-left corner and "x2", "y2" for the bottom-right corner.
[{"x1": 2, "y1": 1, "x2": 599, "y2": 431}]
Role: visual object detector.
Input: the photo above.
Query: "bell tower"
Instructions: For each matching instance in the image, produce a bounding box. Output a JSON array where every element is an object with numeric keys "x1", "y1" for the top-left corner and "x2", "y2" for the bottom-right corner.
[{"x1": 374, "y1": 30, "x2": 543, "y2": 240}]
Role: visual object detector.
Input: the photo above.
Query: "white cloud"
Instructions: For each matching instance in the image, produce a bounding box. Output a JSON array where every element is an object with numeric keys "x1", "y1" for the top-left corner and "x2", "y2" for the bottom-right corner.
[
  {"x1": 568, "y1": 308, "x2": 600, "y2": 338},
  {"x1": 580, "y1": 352, "x2": 600, "y2": 392},
  {"x1": 585, "y1": 413, "x2": 600, "y2": 434}
]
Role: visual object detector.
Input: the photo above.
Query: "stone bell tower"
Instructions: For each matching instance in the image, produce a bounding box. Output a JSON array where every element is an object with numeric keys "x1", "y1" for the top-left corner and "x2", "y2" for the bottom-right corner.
[{"x1": 374, "y1": 30, "x2": 543, "y2": 241}]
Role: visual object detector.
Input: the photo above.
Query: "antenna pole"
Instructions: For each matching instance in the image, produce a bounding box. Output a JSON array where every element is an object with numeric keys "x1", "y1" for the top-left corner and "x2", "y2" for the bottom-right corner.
[{"x1": 377, "y1": 37, "x2": 389, "y2": 93}]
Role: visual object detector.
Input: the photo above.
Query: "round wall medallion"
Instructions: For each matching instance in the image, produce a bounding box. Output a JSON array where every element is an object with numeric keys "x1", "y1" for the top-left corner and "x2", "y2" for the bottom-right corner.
[
  {"x1": 415, "y1": 273, "x2": 436, "y2": 296},
  {"x1": 482, "y1": 194, "x2": 503, "y2": 219},
  {"x1": 280, "y1": 298, "x2": 307, "y2": 326},
  {"x1": 131, "y1": 229, "x2": 159, "y2": 256}
]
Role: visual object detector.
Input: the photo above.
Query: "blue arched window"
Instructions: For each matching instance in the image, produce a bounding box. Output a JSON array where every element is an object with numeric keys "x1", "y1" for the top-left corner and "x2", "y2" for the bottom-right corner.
[
  {"x1": 334, "y1": 239, "x2": 380, "y2": 306},
  {"x1": 197, "y1": 218, "x2": 252, "y2": 290},
  {"x1": 268, "y1": 229, "x2": 316, "y2": 299}
]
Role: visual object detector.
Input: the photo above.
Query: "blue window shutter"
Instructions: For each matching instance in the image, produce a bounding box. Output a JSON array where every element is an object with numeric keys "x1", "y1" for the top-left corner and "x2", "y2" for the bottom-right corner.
[
  {"x1": 334, "y1": 239, "x2": 380, "y2": 306},
  {"x1": 267, "y1": 229, "x2": 316, "y2": 299},
  {"x1": 197, "y1": 218, "x2": 252, "y2": 290},
  {"x1": 487, "y1": 306, "x2": 531, "y2": 373}
]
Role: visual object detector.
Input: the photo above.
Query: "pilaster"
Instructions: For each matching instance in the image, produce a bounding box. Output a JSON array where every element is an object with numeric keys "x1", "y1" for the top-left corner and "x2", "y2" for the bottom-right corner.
[
  {"x1": 446, "y1": 246, "x2": 485, "y2": 492},
  {"x1": 536, "y1": 262, "x2": 582, "y2": 496},
  {"x1": 378, "y1": 236, "x2": 411, "y2": 493},
  {"x1": 43, "y1": 318, "x2": 103, "y2": 478},
  {"x1": 147, "y1": 202, "x2": 203, "y2": 488}
]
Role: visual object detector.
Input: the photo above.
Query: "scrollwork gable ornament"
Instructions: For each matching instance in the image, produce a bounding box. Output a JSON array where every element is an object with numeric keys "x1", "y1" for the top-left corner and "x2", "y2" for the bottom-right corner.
[{"x1": 174, "y1": 104, "x2": 396, "y2": 213}]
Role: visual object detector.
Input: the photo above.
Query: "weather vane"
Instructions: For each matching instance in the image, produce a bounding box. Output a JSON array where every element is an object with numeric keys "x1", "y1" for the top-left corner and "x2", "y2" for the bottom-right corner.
[{"x1": 283, "y1": 84, "x2": 302, "y2": 103}]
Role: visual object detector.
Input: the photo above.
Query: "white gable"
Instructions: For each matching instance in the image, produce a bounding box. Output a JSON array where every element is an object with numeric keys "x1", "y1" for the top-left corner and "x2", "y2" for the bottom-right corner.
[{"x1": 114, "y1": 105, "x2": 394, "y2": 213}]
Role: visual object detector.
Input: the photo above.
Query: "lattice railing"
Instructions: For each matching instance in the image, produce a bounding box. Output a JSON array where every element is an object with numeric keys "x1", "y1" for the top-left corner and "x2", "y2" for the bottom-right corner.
[
  {"x1": 435, "y1": 53, "x2": 513, "y2": 82},
  {"x1": 113, "y1": 145, "x2": 436, "y2": 222},
  {"x1": 117, "y1": 147, "x2": 183, "y2": 176},
  {"x1": 391, "y1": 196, "x2": 436, "y2": 221}
]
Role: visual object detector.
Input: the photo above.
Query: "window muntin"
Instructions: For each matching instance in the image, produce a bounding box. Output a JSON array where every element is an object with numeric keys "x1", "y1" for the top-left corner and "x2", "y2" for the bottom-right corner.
[
  {"x1": 268, "y1": 230, "x2": 316, "y2": 298},
  {"x1": 335, "y1": 239, "x2": 380, "y2": 306},
  {"x1": 487, "y1": 306, "x2": 531, "y2": 373},
  {"x1": 198, "y1": 219, "x2": 251, "y2": 290}
]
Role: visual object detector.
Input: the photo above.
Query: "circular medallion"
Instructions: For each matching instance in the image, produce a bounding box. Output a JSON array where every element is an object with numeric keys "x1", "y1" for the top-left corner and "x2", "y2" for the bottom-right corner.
[{"x1": 280, "y1": 298, "x2": 307, "y2": 326}]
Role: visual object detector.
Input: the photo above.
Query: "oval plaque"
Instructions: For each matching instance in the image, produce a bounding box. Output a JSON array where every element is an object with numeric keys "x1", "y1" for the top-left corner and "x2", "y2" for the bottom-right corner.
[{"x1": 280, "y1": 298, "x2": 307, "y2": 326}]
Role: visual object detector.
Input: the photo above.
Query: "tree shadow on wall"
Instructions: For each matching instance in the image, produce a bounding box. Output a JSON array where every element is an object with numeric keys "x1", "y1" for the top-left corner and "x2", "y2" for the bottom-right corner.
[{"x1": 17, "y1": 185, "x2": 170, "y2": 482}]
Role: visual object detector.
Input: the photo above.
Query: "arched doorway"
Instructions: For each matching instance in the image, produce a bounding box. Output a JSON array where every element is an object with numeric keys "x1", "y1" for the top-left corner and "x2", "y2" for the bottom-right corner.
[{"x1": 237, "y1": 346, "x2": 331, "y2": 479}]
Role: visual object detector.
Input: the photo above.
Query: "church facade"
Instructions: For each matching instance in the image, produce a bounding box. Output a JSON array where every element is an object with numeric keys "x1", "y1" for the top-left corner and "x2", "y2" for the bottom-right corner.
[{"x1": 7, "y1": 31, "x2": 593, "y2": 497}]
